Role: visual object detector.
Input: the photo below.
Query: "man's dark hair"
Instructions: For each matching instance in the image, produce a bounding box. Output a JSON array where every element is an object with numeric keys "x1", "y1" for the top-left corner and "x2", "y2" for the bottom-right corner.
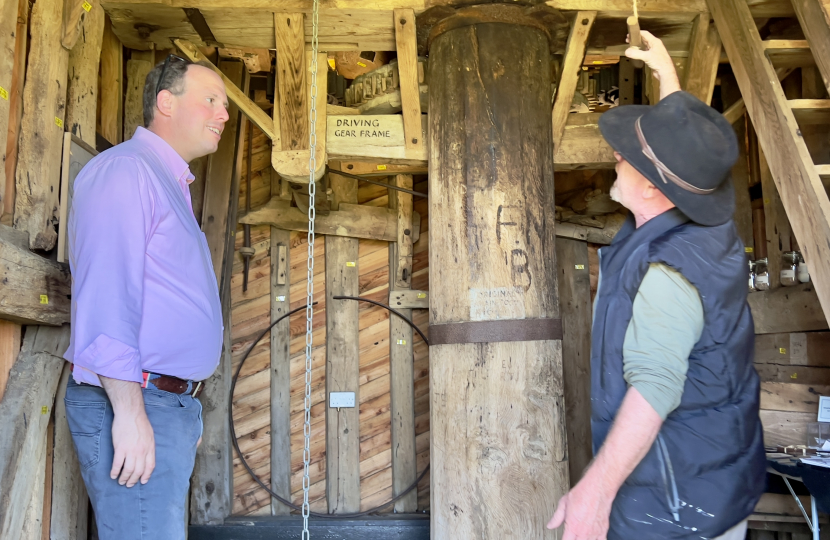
[{"x1": 142, "y1": 57, "x2": 213, "y2": 127}]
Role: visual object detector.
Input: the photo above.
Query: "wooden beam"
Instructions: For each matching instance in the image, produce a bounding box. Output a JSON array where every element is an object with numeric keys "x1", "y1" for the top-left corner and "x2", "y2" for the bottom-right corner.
[
  {"x1": 755, "y1": 331, "x2": 830, "y2": 366},
  {"x1": 0, "y1": 0, "x2": 20, "y2": 227},
  {"x1": 762, "y1": 40, "x2": 815, "y2": 69},
  {"x1": 201, "y1": 59, "x2": 245, "y2": 285},
  {"x1": 710, "y1": 0, "x2": 830, "y2": 326},
  {"x1": 748, "y1": 283, "x2": 828, "y2": 334},
  {"x1": 758, "y1": 146, "x2": 791, "y2": 289},
  {"x1": 240, "y1": 198, "x2": 421, "y2": 243},
  {"x1": 553, "y1": 112, "x2": 615, "y2": 170},
  {"x1": 393, "y1": 9, "x2": 424, "y2": 155},
  {"x1": 275, "y1": 13, "x2": 306, "y2": 151},
  {"x1": 552, "y1": 11, "x2": 596, "y2": 152},
  {"x1": 2, "y1": 0, "x2": 29, "y2": 227},
  {"x1": 189, "y1": 59, "x2": 246, "y2": 527},
  {"x1": 0, "y1": 232, "x2": 71, "y2": 325},
  {"x1": 388, "y1": 173, "x2": 416, "y2": 512},
  {"x1": 0, "y1": 326, "x2": 68, "y2": 540},
  {"x1": 13, "y1": 0, "x2": 70, "y2": 250},
  {"x1": 49, "y1": 364, "x2": 89, "y2": 540},
  {"x1": 98, "y1": 15, "x2": 122, "y2": 146},
  {"x1": 325, "y1": 163, "x2": 361, "y2": 513},
  {"x1": 174, "y1": 38, "x2": 275, "y2": 140},
  {"x1": 0, "y1": 320, "x2": 20, "y2": 401},
  {"x1": 788, "y1": 98, "x2": 830, "y2": 124},
  {"x1": 791, "y1": 0, "x2": 830, "y2": 95},
  {"x1": 61, "y1": 0, "x2": 97, "y2": 50},
  {"x1": 683, "y1": 13, "x2": 721, "y2": 104},
  {"x1": 556, "y1": 237, "x2": 592, "y2": 486},
  {"x1": 389, "y1": 289, "x2": 428, "y2": 309},
  {"x1": 124, "y1": 50, "x2": 154, "y2": 141},
  {"x1": 554, "y1": 213, "x2": 625, "y2": 245},
  {"x1": 65, "y1": 2, "x2": 104, "y2": 146},
  {"x1": 269, "y1": 226, "x2": 291, "y2": 515},
  {"x1": 759, "y1": 409, "x2": 815, "y2": 447},
  {"x1": 731, "y1": 117, "x2": 754, "y2": 251},
  {"x1": 760, "y1": 381, "x2": 830, "y2": 413}
]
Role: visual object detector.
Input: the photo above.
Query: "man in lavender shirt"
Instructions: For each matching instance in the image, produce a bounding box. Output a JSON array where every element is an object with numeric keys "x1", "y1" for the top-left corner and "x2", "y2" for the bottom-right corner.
[{"x1": 63, "y1": 55, "x2": 228, "y2": 538}]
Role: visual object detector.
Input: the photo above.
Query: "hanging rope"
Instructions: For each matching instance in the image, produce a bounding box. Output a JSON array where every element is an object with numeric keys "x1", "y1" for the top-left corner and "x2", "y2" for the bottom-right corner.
[{"x1": 302, "y1": 0, "x2": 321, "y2": 535}]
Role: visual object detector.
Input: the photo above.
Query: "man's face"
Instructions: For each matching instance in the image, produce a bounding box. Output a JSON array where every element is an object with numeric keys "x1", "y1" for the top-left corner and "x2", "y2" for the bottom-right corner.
[
  {"x1": 610, "y1": 151, "x2": 648, "y2": 210},
  {"x1": 167, "y1": 66, "x2": 229, "y2": 161}
]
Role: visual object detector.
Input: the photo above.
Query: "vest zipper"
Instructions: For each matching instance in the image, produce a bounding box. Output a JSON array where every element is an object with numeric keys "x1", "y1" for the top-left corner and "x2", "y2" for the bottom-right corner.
[{"x1": 656, "y1": 434, "x2": 681, "y2": 522}]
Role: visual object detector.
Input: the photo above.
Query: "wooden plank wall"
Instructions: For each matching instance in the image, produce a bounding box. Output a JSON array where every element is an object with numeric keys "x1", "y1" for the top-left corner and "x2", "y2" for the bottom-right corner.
[{"x1": 228, "y1": 130, "x2": 430, "y2": 515}]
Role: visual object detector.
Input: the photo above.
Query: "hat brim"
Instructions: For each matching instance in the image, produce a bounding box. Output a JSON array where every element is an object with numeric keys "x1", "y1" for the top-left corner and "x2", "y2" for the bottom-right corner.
[{"x1": 599, "y1": 105, "x2": 735, "y2": 227}]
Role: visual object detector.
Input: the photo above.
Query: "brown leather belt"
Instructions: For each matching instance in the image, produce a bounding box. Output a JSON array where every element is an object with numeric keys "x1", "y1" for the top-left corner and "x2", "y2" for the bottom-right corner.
[
  {"x1": 429, "y1": 318, "x2": 563, "y2": 346},
  {"x1": 142, "y1": 371, "x2": 204, "y2": 398}
]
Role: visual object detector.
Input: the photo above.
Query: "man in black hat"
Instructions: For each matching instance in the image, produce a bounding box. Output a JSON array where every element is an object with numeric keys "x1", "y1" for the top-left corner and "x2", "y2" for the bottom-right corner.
[{"x1": 547, "y1": 31, "x2": 765, "y2": 540}]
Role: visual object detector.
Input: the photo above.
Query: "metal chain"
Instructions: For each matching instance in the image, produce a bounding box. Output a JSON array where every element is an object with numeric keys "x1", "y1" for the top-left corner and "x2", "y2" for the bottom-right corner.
[{"x1": 302, "y1": 0, "x2": 320, "y2": 536}]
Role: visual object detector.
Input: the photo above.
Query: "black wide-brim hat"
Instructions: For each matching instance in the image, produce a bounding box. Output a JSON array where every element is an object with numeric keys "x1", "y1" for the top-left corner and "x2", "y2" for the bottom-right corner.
[{"x1": 599, "y1": 91, "x2": 738, "y2": 226}]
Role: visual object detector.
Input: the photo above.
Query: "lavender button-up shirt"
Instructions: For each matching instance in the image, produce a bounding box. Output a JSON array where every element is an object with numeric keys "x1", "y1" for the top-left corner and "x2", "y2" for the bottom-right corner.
[{"x1": 64, "y1": 127, "x2": 223, "y2": 386}]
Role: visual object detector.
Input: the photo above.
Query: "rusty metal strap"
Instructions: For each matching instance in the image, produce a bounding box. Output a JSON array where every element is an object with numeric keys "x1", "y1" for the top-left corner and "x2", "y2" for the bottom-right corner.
[{"x1": 429, "y1": 318, "x2": 562, "y2": 346}]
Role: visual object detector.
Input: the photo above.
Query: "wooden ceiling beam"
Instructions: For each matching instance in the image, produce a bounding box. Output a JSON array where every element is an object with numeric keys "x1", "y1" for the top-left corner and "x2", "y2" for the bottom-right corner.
[
  {"x1": 553, "y1": 11, "x2": 597, "y2": 152},
  {"x1": 683, "y1": 13, "x2": 721, "y2": 104},
  {"x1": 791, "y1": 0, "x2": 830, "y2": 96}
]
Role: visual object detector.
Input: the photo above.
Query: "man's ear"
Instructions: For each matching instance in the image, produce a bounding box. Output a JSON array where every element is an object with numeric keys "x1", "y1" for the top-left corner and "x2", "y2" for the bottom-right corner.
[
  {"x1": 155, "y1": 90, "x2": 175, "y2": 119},
  {"x1": 641, "y1": 181, "x2": 660, "y2": 200}
]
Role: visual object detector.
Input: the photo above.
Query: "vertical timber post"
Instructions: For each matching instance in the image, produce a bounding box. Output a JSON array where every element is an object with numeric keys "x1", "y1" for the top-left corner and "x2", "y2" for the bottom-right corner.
[{"x1": 421, "y1": 4, "x2": 569, "y2": 538}]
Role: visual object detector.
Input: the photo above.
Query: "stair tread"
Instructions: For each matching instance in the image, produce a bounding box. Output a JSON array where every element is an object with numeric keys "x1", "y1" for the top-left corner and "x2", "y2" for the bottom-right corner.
[{"x1": 763, "y1": 40, "x2": 815, "y2": 68}]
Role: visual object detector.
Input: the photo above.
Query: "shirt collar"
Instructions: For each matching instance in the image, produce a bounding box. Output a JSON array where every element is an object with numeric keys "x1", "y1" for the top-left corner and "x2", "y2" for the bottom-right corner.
[{"x1": 132, "y1": 126, "x2": 196, "y2": 185}]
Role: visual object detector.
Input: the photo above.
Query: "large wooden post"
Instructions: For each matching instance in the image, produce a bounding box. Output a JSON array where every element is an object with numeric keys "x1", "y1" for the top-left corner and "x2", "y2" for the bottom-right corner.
[{"x1": 424, "y1": 5, "x2": 569, "y2": 538}]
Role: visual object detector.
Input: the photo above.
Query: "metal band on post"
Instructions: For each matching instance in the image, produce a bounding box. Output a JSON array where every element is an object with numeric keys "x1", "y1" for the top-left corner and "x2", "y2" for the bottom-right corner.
[{"x1": 429, "y1": 318, "x2": 563, "y2": 346}]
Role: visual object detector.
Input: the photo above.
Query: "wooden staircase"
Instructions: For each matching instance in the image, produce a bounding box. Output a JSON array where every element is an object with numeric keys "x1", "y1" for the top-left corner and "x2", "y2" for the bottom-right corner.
[{"x1": 710, "y1": 0, "x2": 830, "y2": 323}]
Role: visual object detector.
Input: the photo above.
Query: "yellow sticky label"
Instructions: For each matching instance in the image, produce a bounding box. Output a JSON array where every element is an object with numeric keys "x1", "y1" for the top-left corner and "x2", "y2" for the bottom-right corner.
[
  {"x1": 40, "y1": 295, "x2": 49, "y2": 304},
  {"x1": 328, "y1": 58, "x2": 336, "y2": 70},
  {"x1": 55, "y1": 117, "x2": 63, "y2": 128},
  {"x1": 41, "y1": 406, "x2": 48, "y2": 415},
  {"x1": 764, "y1": 198, "x2": 770, "y2": 204},
  {"x1": 82, "y1": 1, "x2": 92, "y2": 11},
  {"x1": 376, "y1": 165, "x2": 387, "y2": 171},
  {"x1": 417, "y1": 292, "x2": 426, "y2": 299},
  {"x1": 780, "y1": 348, "x2": 787, "y2": 354},
  {"x1": 397, "y1": 339, "x2": 406, "y2": 345},
  {"x1": 357, "y1": 62, "x2": 367, "y2": 67},
  {"x1": 592, "y1": 60, "x2": 602, "y2": 64},
  {"x1": 575, "y1": 264, "x2": 585, "y2": 270},
  {"x1": 791, "y1": 372, "x2": 798, "y2": 379},
  {"x1": 745, "y1": 247, "x2": 754, "y2": 253},
  {"x1": 346, "y1": 261, "x2": 355, "y2": 267},
  {"x1": 0, "y1": 87, "x2": 8, "y2": 100}
]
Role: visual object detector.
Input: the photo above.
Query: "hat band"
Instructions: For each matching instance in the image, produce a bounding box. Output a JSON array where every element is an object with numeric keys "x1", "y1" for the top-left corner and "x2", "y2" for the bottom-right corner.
[{"x1": 635, "y1": 116, "x2": 716, "y2": 195}]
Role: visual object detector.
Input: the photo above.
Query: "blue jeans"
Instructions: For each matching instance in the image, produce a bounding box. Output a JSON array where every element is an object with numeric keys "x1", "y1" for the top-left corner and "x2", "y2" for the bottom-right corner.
[{"x1": 64, "y1": 378, "x2": 202, "y2": 540}]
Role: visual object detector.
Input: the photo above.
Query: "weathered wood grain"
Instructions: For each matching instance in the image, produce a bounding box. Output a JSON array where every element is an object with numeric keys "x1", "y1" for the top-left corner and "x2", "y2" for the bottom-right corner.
[
  {"x1": 13, "y1": 0, "x2": 70, "y2": 250},
  {"x1": 552, "y1": 11, "x2": 596, "y2": 152},
  {"x1": 2, "y1": 0, "x2": 30, "y2": 226},
  {"x1": 65, "y1": 2, "x2": 104, "y2": 146},
  {"x1": 429, "y1": 22, "x2": 567, "y2": 538},
  {"x1": 393, "y1": 9, "x2": 424, "y2": 154},
  {"x1": 275, "y1": 13, "x2": 307, "y2": 151},
  {"x1": 98, "y1": 15, "x2": 122, "y2": 146},
  {"x1": 710, "y1": 0, "x2": 830, "y2": 324},
  {"x1": 557, "y1": 238, "x2": 592, "y2": 486},
  {"x1": 270, "y1": 226, "x2": 291, "y2": 515},
  {"x1": 791, "y1": 0, "x2": 830, "y2": 95},
  {"x1": 0, "y1": 0, "x2": 20, "y2": 224},
  {"x1": 240, "y1": 198, "x2": 421, "y2": 243},
  {"x1": 759, "y1": 409, "x2": 815, "y2": 447},
  {"x1": 748, "y1": 284, "x2": 827, "y2": 334},
  {"x1": 760, "y1": 381, "x2": 830, "y2": 414},
  {"x1": 325, "y1": 164, "x2": 360, "y2": 513},
  {"x1": 755, "y1": 332, "x2": 830, "y2": 366},
  {"x1": 0, "y1": 234, "x2": 70, "y2": 325},
  {"x1": 123, "y1": 51, "x2": 154, "y2": 141},
  {"x1": 49, "y1": 364, "x2": 88, "y2": 540},
  {"x1": 0, "y1": 332, "x2": 66, "y2": 540},
  {"x1": 731, "y1": 117, "x2": 754, "y2": 251},
  {"x1": 682, "y1": 13, "x2": 721, "y2": 104},
  {"x1": 388, "y1": 173, "x2": 416, "y2": 512}
]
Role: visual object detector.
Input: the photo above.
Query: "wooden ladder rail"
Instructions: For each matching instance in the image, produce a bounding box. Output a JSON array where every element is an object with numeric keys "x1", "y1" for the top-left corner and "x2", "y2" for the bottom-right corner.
[{"x1": 709, "y1": 0, "x2": 830, "y2": 322}]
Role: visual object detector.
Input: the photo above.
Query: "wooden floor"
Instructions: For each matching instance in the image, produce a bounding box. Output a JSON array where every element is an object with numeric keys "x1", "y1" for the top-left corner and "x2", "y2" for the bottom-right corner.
[{"x1": 227, "y1": 126, "x2": 430, "y2": 515}]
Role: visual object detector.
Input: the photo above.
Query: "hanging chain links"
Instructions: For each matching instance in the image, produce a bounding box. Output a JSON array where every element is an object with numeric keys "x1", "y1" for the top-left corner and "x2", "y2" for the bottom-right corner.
[{"x1": 302, "y1": 0, "x2": 320, "y2": 537}]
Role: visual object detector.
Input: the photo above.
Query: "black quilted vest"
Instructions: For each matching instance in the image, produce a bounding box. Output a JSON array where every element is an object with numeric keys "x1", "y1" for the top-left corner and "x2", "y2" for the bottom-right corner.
[{"x1": 591, "y1": 208, "x2": 765, "y2": 539}]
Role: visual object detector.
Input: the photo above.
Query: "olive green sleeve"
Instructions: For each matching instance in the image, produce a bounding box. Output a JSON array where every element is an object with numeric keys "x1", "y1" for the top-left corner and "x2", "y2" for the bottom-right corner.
[{"x1": 622, "y1": 263, "x2": 704, "y2": 420}]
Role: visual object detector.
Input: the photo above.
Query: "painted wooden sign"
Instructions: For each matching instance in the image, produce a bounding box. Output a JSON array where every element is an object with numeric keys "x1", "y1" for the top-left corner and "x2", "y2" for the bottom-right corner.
[{"x1": 327, "y1": 114, "x2": 427, "y2": 162}]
